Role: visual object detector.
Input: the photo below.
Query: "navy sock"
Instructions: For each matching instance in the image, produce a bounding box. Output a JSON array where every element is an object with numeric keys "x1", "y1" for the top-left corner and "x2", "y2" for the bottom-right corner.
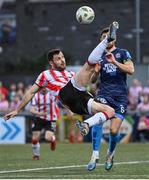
[{"x1": 108, "y1": 133, "x2": 120, "y2": 155}]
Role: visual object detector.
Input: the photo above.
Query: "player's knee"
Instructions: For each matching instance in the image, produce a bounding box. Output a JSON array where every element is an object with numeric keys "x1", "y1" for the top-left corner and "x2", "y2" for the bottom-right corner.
[
  {"x1": 45, "y1": 132, "x2": 54, "y2": 141},
  {"x1": 32, "y1": 137, "x2": 39, "y2": 144},
  {"x1": 110, "y1": 128, "x2": 118, "y2": 135},
  {"x1": 45, "y1": 134, "x2": 51, "y2": 141},
  {"x1": 32, "y1": 135, "x2": 40, "y2": 142}
]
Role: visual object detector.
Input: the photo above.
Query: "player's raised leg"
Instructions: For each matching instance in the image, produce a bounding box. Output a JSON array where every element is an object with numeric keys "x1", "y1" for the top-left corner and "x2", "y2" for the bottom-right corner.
[
  {"x1": 76, "y1": 100, "x2": 114, "y2": 136},
  {"x1": 88, "y1": 21, "x2": 119, "y2": 65}
]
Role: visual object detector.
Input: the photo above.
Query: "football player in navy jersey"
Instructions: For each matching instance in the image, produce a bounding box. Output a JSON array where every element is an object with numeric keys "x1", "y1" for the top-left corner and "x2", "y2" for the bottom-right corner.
[{"x1": 86, "y1": 26, "x2": 135, "y2": 171}]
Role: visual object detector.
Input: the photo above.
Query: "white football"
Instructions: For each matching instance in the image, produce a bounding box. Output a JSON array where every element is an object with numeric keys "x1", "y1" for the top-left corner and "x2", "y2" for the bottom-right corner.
[{"x1": 76, "y1": 6, "x2": 95, "y2": 24}]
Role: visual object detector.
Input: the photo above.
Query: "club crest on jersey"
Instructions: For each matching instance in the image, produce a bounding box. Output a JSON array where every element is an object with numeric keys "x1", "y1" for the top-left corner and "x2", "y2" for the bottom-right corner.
[
  {"x1": 115, "y1": 53, "x2": 121, "y2": 58},
  {"x1": 99, "y1": 98, "x2": 107, "y2": 104}
]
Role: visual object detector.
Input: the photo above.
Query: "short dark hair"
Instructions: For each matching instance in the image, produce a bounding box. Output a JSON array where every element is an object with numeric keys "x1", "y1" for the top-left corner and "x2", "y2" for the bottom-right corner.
[
  {"x1": 47, "y1": 49, "x2": 61, "y2": 61},
  {"x1": 100, "y1": 27, "x2": 109, "y2": 38}
]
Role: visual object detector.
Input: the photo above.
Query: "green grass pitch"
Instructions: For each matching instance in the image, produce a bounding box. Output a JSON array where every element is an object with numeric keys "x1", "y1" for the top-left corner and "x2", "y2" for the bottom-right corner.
[{"x1": 0, "y1": 142, "x2": 149, "y2": 179}]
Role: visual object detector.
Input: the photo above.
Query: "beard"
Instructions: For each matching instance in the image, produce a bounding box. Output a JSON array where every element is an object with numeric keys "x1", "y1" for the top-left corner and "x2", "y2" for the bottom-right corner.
[{"x1": 55, "y1": 64, "x2": 66, "y2": 71}]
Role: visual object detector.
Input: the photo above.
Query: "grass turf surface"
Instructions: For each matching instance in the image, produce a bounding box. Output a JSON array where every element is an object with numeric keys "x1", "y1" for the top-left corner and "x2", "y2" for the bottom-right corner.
[{"x1": 0, "y1": 142, "x2": 149, "y2": 179}]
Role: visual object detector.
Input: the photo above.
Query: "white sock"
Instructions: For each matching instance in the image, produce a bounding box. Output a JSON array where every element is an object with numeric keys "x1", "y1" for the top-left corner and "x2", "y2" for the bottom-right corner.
[
  {"x1": 32, "y1": 142, "x2": 40, "y2": 156},
  {"x1": 92, "y1": 150, "x2": 99, "y2": 158},
  {"x1": 84, "y1": 112, "x2": 108, "y2": 127},
  {"x1": 88, "y1": 37, "x2": 108, "y2": 64}
]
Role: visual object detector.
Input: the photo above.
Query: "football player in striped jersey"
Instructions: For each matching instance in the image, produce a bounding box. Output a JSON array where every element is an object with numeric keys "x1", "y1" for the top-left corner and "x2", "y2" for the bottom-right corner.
[
  {"x1": 4, "y1": 49, "x2": 74, "y2": 120},
  {"x1": 30, "y1": 88, "x2": 59, "y2": 160}
]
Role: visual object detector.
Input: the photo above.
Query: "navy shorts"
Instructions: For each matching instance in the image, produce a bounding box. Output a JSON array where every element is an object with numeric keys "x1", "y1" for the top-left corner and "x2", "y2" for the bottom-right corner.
[{"x1": 95, "y1": 95, "x2": 128, "y2": 120}]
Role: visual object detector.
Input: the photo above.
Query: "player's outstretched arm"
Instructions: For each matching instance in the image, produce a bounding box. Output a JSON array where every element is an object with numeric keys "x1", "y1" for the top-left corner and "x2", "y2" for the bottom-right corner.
[{"x1": 4, "y1": 83, "x2": 40, "y2": 121}]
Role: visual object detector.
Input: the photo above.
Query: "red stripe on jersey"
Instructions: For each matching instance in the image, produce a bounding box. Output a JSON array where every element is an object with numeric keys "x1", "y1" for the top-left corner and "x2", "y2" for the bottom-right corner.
[
  {"x1": 32, "y1": 91, "x2": 60, "y2": 121},
  {"x1": 46, "y1": 81, "x2": 62, "y2": 91},
  {"x1": 37, "y1": 92, "x2": 40, "y2": 112},
  {"x1": 60, "y1": 71, "x2": 69, "y2": 82},
  {"x1": 49, "y1": 69, "x2": 65, "y2": 83},
  {"x1": 50, "y1": 95, "x2": 53, "y2": 121},
  {"x1": 43, "y1": 92, "x2": 47, "y2": 120},
  {"x1": 36, "y1": 69, "x2": 74, "y2": 93},
  {"x1": 55, "y1": 104, "x2": 60, "y2": 120},
  {"x1": 38, "y1": 72, "x2": 45, "y2": 87}
]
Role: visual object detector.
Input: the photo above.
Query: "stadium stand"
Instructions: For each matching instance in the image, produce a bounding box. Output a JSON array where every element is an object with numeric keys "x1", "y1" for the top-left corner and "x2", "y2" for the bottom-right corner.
[{"x1": 0, "y1": 0, "x2": 142, "y2": 74}]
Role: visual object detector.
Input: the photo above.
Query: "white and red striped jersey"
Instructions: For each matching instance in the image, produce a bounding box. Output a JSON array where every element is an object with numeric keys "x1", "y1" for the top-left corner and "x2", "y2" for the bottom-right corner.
[
  {"x1": 31, "y1": 91, "x2": 60, "y2": 121},
  {"x1": 35, "y1": 69, "x2": 74, "y2": 96}
]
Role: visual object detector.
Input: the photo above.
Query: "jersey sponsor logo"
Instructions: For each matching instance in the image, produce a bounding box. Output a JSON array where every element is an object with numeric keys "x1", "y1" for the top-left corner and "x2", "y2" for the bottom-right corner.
[{"x1": 103, "y1": 63, "x2": 117, "y2": 75}]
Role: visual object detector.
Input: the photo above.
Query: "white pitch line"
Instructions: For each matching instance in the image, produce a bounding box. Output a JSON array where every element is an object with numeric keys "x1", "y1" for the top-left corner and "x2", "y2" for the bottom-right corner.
[
  {"x1": 0, "y1": 175, "x2": 149, "y2": 178},
  {"x1": 0, "y1": 160, "x2": 149, "y2": 174}
]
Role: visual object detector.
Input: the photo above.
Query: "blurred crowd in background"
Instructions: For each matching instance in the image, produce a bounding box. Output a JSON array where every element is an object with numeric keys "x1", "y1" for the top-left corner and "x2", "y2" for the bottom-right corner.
[
  {"x1": 0, "y1": 81, "x2": 32, "y2": 112},
  {"x1": 1, "y1": 77, "x2": 149, "y2": 143}
]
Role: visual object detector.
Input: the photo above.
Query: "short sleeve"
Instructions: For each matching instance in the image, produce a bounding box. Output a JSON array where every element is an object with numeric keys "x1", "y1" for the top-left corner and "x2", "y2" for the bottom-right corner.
[
  {"x1": 122, "y1": 49, "x2": 132, "y2": 63},
  {"x1": 35, "y1": 72, "x2": 46, "y2": 87}
]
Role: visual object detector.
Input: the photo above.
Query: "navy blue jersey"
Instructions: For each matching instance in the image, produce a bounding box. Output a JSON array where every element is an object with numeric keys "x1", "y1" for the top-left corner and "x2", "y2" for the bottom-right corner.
[
  {"x1": 97, "y1": 48, "x2": 132, "y2": 97},
  {"x1": 96, "y1": 48, "x2": 132, "y2": 119}
]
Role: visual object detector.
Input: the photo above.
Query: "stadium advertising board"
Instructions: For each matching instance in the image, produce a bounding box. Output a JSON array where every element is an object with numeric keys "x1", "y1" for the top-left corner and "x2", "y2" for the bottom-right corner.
[{"x1": 0, "y1": 116, "x2": 25, "y2": 144}]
